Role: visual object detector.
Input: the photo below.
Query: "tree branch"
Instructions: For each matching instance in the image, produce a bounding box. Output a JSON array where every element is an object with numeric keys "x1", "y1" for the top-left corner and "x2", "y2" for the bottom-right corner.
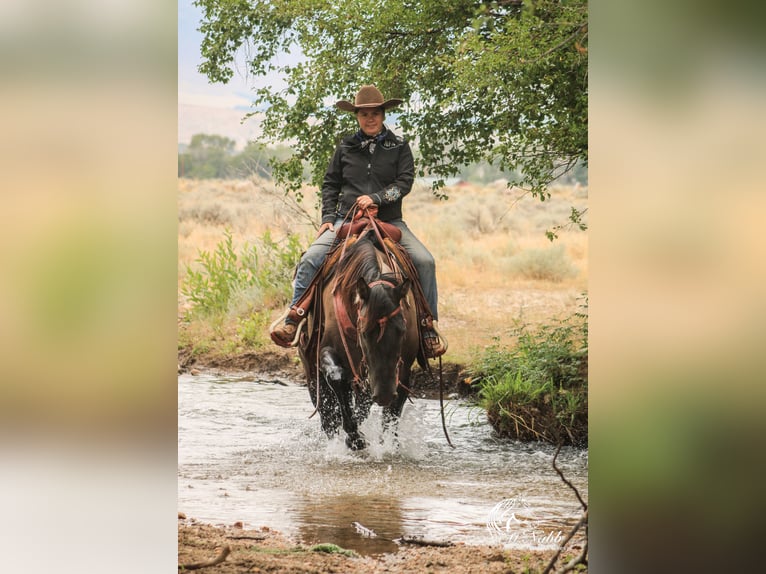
[
  {"x1": 541, "y1": 444, "x2": 588, "y2": 574},
  {"x1": 538, "y1": 23, "x2": 588, "y2": 60},
  {"x1": 496, "y1": 188, "x2": 533, "y2": 224},
  {"x1": 542, "y1": 512, "x2": 588, "y2": 574},
  {"x1": 552, "y1": 443, "x2": 587, "y2": 511},
  {"x1": 559, "y1": 540, "x2": 588, "y2": 573},
  {"x1": 385, "y1": 29, "x2": 440, "y2": 37},
  {"x1": 254, "y1": 177, "x2": 320, "y2": 232},
  {"x1": 179, "y1": 545, "x2": 231, "y2": 571}
]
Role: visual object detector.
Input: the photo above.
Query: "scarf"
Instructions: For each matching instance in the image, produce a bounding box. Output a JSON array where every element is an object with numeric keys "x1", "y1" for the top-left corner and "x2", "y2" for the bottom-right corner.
[{"x1": 354, "y1": 126, "x2": 388, "y2": 154}]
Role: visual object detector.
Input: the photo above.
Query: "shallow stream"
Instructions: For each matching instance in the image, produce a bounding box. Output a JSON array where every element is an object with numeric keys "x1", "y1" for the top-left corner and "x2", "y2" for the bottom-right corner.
[{"x1": 178, "y1": 373, "x2": 588, "y2": 555}]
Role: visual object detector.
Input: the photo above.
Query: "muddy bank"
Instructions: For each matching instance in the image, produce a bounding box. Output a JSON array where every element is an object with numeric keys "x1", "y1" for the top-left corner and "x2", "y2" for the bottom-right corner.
[
  {"x1": 178, "y1": 520, "x2": 575, "y2": 573},
  {"x1": 177, "y1": 344, "x2": 474, "y2": 400}
]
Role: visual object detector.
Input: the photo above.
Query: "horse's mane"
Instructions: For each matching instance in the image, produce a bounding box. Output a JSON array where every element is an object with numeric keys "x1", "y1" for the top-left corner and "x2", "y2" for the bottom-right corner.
[{"x1": 335, "y1": 238, "x2": 400, "y2": 317}]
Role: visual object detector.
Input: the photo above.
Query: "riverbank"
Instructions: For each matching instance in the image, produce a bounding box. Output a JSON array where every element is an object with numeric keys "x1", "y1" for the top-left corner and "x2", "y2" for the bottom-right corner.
[
  {"x1": 177, "y1": 342, "x2": 472, "y2": 400},
  {"x1": 178, "y1": 520, "x2": 577, "y2": 573}
]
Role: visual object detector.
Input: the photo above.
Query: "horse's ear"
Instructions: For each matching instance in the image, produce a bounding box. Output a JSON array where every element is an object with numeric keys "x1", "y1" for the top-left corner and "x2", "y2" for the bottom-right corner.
[
  {"x1": 394, "y1": 278, "x2": 411, "y2": 302},
  {"x1": 357, "y1": 277, "x2": 371, "y2": 302}
]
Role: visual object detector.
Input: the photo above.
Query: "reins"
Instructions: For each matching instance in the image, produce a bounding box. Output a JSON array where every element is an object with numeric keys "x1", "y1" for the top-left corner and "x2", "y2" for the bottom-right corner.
[
  {"x1": 331, "y1": 206, "x2": 366, "y2": 389},
  {"x1": 436, "y1": 355, "x2": 454, "y2": 448}
]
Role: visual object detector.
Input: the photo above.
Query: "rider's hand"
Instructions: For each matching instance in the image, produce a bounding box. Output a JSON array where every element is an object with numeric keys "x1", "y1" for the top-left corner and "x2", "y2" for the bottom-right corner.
[
  {"x1": 355, "y1": 195, "x2": 376, "y2": 210},
  {"x1": 317, "y1": 222, "x2": 335, "y2": 237}
]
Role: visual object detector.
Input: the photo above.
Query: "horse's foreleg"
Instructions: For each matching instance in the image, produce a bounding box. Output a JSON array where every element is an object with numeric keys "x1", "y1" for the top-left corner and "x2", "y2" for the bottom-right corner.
[
  {"x1": 317, "y1": 347, "x2": 342, "y2": 437},
  {"x1": 382, "y1": 389, "x2": 408, "y2": 432},
  {"x1": 381, "y1": 389, "x2": 408, "y2": 449},
  {"x1": 320, "y1": 346, "x2": 367, "y2": 450},
  {"x1": 382, "y1": 367, "x2": 411, "y2": 439},
  {"x1": 317, "y1": 376, "x2": 341, "y2": 438},
  {"x1": 319, "y1": 346, "x2": 344, "y2": 386}
]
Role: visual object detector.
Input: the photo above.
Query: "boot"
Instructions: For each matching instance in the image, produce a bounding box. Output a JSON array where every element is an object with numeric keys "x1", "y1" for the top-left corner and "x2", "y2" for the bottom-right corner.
[
  {"x1": 423, "y1": 320, "x2": 446, "y2": 358},
  {"x1": 270, "y1": 321, "x2": 298, "y2": 348}
]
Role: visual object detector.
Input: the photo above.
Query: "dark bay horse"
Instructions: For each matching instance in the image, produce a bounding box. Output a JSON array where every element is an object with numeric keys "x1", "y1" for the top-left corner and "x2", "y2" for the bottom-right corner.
[{"x1": 307, "y1": 235, "x2": 420, "y2": 450}]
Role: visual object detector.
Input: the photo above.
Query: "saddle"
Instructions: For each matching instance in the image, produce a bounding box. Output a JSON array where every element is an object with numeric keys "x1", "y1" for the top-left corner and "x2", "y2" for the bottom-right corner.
[
  {"x1": 335, "y1": 216, "x2": 402, "y2": 243},
  {"x1": 281, "y1": 216, "x2": 414, "y2": 325}
]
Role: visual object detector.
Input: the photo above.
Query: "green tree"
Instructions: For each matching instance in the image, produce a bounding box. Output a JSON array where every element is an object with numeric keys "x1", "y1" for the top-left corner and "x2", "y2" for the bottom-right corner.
[
  {"x1": 179, "y1": 133, "x2": 237, "y2": 179},
  {"x1": 227, "y1": 142, "x2": 309, "y2": 180},
  {"x1": 195, "y1": 0, "x2": 587, "y2": 202}
]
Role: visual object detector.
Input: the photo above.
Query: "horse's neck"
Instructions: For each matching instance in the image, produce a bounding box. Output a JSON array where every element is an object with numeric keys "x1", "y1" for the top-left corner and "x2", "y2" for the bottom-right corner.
[{"x1": 356, "y1": 246, "x2": 390, "y2": 285}]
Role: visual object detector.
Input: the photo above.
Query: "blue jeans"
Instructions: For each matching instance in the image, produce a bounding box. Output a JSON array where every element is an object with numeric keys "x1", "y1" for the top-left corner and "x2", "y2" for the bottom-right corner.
[{"x1": 290, "y1": 218, "x2": 439, "y2": 321}]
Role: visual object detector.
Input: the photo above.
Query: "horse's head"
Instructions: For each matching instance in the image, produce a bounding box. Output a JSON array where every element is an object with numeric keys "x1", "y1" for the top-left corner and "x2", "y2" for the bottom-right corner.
[{"x1": 356, "y1": 276, "x2": 411, "y2": 407}]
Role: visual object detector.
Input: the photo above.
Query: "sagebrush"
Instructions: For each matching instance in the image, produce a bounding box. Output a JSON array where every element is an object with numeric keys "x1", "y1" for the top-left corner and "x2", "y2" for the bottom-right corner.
[{"x1": 182, "y1": 228, "x2": 303, "y2": 319}]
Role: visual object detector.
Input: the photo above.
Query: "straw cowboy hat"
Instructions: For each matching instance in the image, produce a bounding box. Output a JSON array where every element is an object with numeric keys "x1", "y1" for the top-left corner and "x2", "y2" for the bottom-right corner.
[{"x1": 336, "y1": 84, "x2": 403, "y2": 112}]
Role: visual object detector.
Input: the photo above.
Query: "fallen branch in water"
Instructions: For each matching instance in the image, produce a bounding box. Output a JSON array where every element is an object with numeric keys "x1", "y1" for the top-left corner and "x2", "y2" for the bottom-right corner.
[
  {"x1": 351, "y1": 521, "x2": 453, "y2": 548},
  {"x1": 179, "y1": 545, "x2": 231, "y2": 571},
  {"x1": 227, "y1": 535, "x2": 267, "y2": 541},
  {"x1": 542, "y1": 444, "x2": 588, "y2": 574},
  {"x1": 397, "y1": 536, "x2": 454, "y2": 548},
  {"x1": 352, "y1": 521, "x2": 378, "y2": 538}
]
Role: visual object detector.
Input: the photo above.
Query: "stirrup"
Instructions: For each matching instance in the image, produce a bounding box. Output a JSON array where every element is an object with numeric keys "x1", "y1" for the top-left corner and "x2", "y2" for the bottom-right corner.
[
  {"x1": 423, "y1": 323, "x2": 448, "y2": 358},
  {"x1": 269, "y1": 309, "x2": 306, "y2": 348}
]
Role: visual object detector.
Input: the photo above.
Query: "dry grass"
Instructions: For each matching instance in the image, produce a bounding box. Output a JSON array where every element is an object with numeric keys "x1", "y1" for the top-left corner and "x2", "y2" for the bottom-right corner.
[{"x1": 178, "y1": 177, "x2": 588, "y2": 364}]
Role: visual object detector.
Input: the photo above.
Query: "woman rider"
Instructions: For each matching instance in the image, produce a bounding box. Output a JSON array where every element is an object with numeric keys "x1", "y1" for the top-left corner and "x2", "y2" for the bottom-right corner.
[{"x1": 270, "y1": 84, "x2": 444, "y2": 358}]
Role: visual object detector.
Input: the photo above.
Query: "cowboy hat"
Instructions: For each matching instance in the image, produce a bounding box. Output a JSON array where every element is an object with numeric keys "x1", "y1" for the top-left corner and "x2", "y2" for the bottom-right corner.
[{"x1": 336, "y1": 84, "x2": 403, "y2": 112}]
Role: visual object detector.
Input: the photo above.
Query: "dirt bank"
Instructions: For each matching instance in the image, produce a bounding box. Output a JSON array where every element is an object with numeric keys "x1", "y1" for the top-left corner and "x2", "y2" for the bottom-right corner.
[
  {"x1": 177, "y1": 344, "x2": 475, "y2": 401},
  {"x1": 179, "y1": 519, "x2": 582, "y2": 573}
]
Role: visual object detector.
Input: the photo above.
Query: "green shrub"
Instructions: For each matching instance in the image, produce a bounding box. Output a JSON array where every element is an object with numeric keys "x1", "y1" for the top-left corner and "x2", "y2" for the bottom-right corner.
[
  {"x1": 475, "y1": 298, "x2": 588, "y2": 444},
  {"x1": 182, "y1": 228, "x2": 303, "y2": 318},
  {"x1": 236, "y1": 310, "x2": 271, "y2": 349}
]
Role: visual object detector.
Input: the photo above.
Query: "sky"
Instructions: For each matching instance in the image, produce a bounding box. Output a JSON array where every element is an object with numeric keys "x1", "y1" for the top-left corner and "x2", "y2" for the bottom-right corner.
[
  {"x1": 178, "y1": 0, "x2": 257, "y2": 110},
  {"x1": 177, "y1": 0, "x2": 303, "y2": 147}
]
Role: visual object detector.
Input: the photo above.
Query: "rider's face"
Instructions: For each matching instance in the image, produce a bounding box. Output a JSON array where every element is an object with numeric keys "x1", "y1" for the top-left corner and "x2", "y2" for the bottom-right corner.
[{"x1": 356, "y1": 107, "x2": 384, "y2": 137}]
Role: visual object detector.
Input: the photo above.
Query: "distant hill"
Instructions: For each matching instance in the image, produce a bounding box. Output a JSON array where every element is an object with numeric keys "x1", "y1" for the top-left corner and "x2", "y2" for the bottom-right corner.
[{"x1": 179, "y1": 104, "x2": 264, "y2": 150}]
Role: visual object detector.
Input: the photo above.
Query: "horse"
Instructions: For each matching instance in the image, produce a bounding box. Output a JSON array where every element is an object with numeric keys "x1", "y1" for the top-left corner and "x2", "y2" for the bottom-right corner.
[{"x1": 302, "y1": 234, "x2": 421, "y2": 450}]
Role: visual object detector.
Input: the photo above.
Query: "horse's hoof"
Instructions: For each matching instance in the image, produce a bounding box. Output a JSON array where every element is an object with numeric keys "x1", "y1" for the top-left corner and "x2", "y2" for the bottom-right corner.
[{"x1": 346, "y1": 435, "x2": 367, "y2": 451}]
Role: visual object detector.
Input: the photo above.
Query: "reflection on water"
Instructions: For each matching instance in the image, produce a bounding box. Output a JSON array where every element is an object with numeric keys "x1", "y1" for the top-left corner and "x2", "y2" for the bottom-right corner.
[
  {"x1": 298, "y1": 495, "x2": 402, "y2": 555},
  {"x1": 178, "y1": 373, "x2": 588, "y2": 555}
]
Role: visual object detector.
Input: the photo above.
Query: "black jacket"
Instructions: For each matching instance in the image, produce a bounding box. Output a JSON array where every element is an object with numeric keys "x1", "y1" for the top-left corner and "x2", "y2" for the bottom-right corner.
[{"x1": 321, "y1": 126, "x2": 415, "y2": 224}]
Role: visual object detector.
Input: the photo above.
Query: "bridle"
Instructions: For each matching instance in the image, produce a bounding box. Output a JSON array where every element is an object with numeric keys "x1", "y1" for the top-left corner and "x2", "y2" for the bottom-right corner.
[
  {"x1": 356, "y1": 280, "x2": 408, "y2": 395},
  {"x1": 334, "y1": 276, "x2": 407, "y2": 393},
  {"x1": 358, "y1": 280, "x2": 404, "y2": 343}
]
